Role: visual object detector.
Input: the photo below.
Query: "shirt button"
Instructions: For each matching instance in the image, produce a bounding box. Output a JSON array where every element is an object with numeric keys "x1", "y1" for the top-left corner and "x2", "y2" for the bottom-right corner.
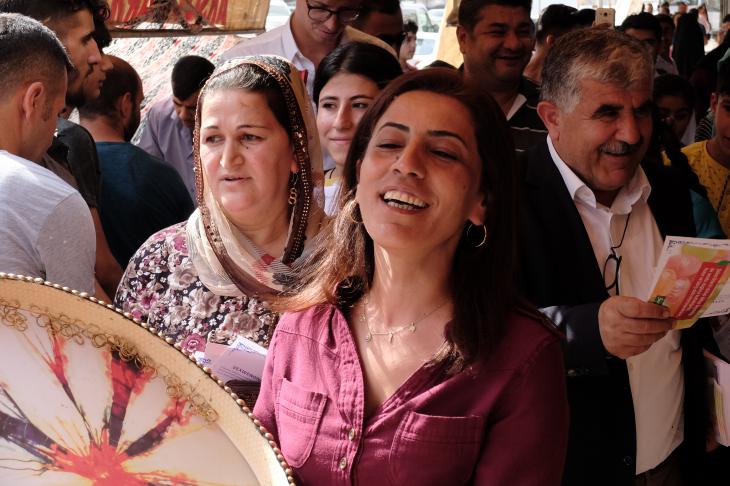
[
  {"x1": 348, "y1": 428, "x2": 356, "y2": 441},
  {"x1": 339, "y1": 457, "x2": 347, "y2": 470}
]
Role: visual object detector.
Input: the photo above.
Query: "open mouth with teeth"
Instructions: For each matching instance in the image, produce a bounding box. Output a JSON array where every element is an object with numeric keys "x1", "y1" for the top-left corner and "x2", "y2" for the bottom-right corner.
[{"x1": 382, "y1": 190, "x2": 428, "y2": 211}]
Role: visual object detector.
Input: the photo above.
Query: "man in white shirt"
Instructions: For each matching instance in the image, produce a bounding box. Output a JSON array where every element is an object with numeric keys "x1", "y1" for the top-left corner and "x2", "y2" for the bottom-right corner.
[
  {"x1": 221, "y1": 0, "x2": 392, "y2": 98},
  {"x1": 0, "y1": 14, "x2": 96, "y2": 294},
  {"x1": 518, "y1": 28, "x2": 710, "y2": 485}
]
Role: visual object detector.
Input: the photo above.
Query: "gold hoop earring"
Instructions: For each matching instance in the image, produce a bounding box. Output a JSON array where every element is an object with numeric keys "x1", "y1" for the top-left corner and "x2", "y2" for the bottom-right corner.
[
  {"x1": 288, "y1": 172, "x2": 299, "y2": 206},
  {"x1": 466, "y1": 223, "x2": 487, "y2": 248}
]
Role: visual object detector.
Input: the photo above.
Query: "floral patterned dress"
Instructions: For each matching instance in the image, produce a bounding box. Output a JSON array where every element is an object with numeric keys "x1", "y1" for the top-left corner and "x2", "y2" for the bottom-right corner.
[{"x1": 114, "y1": 223, "x2": 278, "y2": 350}]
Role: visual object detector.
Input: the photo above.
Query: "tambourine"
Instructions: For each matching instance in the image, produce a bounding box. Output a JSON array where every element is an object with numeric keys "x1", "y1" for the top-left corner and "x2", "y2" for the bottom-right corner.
[{"x1": 0, "y1": 274, "x2": 292, "y2": 485}]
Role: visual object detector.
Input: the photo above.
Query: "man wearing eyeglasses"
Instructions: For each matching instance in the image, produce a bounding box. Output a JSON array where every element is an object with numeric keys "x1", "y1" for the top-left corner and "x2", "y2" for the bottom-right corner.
[
  {"x1": 221, "y1": 0, "x2": 393, "y2": 99},
  {"x1": 517, "y1": 29, "x2": 711, "y2": 486}
]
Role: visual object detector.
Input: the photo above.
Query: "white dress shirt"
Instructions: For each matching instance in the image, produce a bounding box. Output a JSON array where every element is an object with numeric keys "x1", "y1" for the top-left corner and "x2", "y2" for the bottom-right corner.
[
  {"x1": 548, "y1": 137, "x2": 684, "y2": 474},
  {"x1": 221, "y1": 17, "x2": 394, "y2": 100}
]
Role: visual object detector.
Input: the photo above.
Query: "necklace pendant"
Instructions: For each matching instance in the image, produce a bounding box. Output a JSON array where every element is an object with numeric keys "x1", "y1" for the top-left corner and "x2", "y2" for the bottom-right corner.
[
  {"x1": 408, "y1": 323, "x2": 416, "y2": 333},
  {"x1": 388, "y1": 332, "x2": 394, "y2": 343},
  {"x1": 365, "y1": 332, "x2": 372, "y2": 342}
]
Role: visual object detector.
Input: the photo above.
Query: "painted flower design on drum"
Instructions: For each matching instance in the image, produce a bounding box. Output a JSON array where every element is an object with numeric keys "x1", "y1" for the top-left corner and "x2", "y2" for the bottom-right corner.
[{"x1": 0, "y1": 317, "x2": 252, "y2": 485}]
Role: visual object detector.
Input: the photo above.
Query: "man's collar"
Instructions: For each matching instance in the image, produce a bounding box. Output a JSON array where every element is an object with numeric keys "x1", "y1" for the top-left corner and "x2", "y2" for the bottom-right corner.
[
  {"x1": 548, "y1": 136, "x2": 592, "y2": 204},
  {"x1": 547, "y1": 136, "x2": 651, "y2": 213},
  {"x1": 281, "y1": 15, "x2": 301, "y2": 61},
  {"x1": 506, "y1": 94, "x2": 527, "y2": 120}
]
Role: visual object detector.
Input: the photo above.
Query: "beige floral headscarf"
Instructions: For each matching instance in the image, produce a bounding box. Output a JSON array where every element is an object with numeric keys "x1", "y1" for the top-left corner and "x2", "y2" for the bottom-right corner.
[{"x1": 185, "y1": 56, "x2": 324, "y2": 298}]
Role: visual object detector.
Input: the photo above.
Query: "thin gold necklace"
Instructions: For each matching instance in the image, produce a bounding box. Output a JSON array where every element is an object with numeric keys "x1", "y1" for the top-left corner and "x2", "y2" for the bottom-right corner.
[{"x1": 360, "y1": 294, "x2": 449, "y2": 344}]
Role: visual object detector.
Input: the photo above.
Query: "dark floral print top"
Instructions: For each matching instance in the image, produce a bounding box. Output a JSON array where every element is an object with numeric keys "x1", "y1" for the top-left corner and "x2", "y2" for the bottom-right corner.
[{"x1": 114, "y1": 223, "x2": 278, "y2": 350}]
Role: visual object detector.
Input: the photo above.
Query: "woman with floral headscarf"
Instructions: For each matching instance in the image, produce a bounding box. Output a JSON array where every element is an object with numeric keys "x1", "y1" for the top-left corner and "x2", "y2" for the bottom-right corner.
[{"x1": 115, "y1": 56, "x2": 324, "y2": 354}]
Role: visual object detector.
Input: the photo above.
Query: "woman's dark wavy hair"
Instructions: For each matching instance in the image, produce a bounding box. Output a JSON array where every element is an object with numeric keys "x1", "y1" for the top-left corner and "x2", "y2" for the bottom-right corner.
[
  {"x1": 287, "y1": 68, "x2": 522, "y2": 370},
  {"x1": 313, "y1": 41, "x2": 403, "y2": 105}
]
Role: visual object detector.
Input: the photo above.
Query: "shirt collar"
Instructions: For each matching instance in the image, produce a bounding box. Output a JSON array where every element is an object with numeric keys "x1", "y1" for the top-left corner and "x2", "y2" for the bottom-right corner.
[
  {"x1": 506, "y1": 94, "x2": 527, "y2": 120},
  {"x1": 281, "y1": 15, "x2": 301, "y2": 61},
  {"x1": 167, "y1": 99, "x2": 179, "y2": 123},
  {"x1": 547, "y1": 135, "x2": 651, "y2": 214}
]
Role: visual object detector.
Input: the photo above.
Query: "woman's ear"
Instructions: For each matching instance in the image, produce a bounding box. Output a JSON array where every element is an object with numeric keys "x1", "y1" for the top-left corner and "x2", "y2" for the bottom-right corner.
[{"x1": 466, "y1": 193, "x2": 487, "y2": 227}]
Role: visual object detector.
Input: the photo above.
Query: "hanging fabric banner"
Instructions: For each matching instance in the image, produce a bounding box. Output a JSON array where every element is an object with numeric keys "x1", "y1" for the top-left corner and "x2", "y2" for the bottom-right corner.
[{"x1": 107, "y1": 0, "x2": 268, "y2": 32}]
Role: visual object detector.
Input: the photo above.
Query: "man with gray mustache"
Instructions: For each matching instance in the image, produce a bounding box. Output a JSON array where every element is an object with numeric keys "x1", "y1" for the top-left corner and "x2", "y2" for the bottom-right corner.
[{"x1": 516, "y1": 29, "x2": 710, "y2": 485}]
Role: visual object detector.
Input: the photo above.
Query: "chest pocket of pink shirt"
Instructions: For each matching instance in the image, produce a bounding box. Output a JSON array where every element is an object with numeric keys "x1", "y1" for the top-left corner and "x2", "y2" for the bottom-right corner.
[
  {"x1": 276, "y1": 378, "x2": 328, "y2": 468},
  {"x1": 389, "y1": 411, "x2": 484, "y2": 484}
]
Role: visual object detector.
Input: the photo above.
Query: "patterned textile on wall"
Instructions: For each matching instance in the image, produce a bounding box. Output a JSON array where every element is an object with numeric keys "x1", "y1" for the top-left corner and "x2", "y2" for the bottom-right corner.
[
  {"x1": 105, "y1": 34, "x2": 247, "y2": 143},
  {"x1": 108, "y1": 0, "x2": 269, "y2": 32}
]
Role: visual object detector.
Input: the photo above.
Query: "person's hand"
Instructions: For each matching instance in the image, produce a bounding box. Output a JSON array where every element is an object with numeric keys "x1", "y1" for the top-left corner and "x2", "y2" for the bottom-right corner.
[
  {"x1": 598, "y1": 296, "x2": 674, "y2": 359},
  {"x1": 591, "y1": 22, "x2": 613, "y2": 30}
]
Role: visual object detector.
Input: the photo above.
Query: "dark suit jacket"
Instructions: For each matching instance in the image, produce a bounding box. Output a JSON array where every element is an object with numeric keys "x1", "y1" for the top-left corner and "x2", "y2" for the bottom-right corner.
[{"x1": 517, "y1": 139, "x2": 709, "y2": 486}]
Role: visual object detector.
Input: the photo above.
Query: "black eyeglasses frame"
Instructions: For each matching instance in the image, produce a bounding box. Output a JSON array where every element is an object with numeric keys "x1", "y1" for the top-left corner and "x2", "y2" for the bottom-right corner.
[
  {"x1": 602, "y1": 212, "x2": 632, "y2": 296},
  {"x1": 305, "y1": 1, "x2": 362, "y2": 23}
]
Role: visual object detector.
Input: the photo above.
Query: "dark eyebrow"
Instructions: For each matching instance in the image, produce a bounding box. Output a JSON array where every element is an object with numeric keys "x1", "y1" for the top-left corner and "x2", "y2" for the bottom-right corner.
[
  {"x1": 319, "y1": 94, "x2": 373, "y2": 103},
  {"x1": 427, "y1": 129, "x2": 468, "y2": 147},
  {"x1": 592, "y1": 104, "x2": 622, "y2": 118},
  {"x1": 378, "y1": 122, "x2": 409, "y2": 133},
  {"x1": 81, "y1": 30, "x2": 95, "y2": 44},
  {"x1": 201, "y1": 124, "x2": 267, "y2": 130},
  {"x1": 377, "y1": 123, "x2": 467, "y2": 146},
  {"x1": 484, "y1": 21, "x2": 531, "y2": 29}
]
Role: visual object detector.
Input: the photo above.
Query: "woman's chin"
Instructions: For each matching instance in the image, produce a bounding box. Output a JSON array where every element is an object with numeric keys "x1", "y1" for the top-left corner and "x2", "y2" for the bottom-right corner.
[
  {"x1": 366, "y1": 223, "x2": 426, "y2": 250},
  {"x1": 327, "y1": 149, "x2": 348, "y2": 167}
]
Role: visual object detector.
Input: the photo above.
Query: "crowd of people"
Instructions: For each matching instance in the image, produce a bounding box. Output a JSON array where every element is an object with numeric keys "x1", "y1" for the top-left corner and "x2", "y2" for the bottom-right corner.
[{"x1": 1, "y1": 0, "x2": 730, "y2": 484}]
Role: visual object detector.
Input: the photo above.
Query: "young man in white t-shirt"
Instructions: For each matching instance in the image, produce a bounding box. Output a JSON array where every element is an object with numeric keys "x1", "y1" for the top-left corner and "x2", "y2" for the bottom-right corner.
[{"x1": 0, "y1": 14, "x2": 96, "y2": 294}]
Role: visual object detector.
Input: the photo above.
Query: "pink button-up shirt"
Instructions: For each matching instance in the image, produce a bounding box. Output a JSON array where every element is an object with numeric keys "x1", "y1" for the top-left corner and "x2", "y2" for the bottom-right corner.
[{"x1": 254, "y1": 304, "x2": 569, "y2": 485}]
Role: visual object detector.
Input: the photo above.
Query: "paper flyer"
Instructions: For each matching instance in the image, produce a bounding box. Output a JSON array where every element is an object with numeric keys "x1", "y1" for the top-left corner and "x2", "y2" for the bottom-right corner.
[
  {"x1": 645, "y1": 236, "x2": 730, "y2": 329},
  {"x1": 180, "y1": 331, "x2": 267, "y2": 383},
  {"x1": 209, "y1": 336, "x2": 268, "y2": 383},
  {"x1": 195, "y1": 341, "x2": 229, "y2": 368}
]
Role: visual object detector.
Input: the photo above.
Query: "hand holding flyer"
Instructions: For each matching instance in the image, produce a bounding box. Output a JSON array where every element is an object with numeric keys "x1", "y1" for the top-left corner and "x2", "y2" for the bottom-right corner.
[{"x1": 646, "y1": 236, "x2": 730, "y2": 329}]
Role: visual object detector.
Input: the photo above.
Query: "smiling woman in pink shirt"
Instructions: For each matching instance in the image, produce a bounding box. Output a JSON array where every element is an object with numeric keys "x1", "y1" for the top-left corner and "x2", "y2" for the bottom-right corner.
[{"x1": 254, "y1": 68, "x2": 569, "y2": 485}]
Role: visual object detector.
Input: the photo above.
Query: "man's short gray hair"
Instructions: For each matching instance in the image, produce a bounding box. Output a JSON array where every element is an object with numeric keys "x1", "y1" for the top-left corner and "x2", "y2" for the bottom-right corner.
[{"x1": 540, "y1": 29, "x2": 654, "y2": 112}]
